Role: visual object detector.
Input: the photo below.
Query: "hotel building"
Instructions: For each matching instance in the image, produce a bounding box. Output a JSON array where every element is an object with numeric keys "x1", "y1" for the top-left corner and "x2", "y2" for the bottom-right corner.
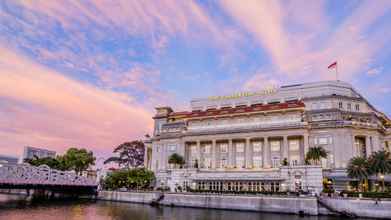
[{"x1": 150, "y1": 81, "x2": 391, "y2": 193}]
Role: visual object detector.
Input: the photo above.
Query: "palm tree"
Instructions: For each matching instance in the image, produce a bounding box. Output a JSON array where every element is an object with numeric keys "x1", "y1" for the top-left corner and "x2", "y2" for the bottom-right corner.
[
  {"x1": 368, "y1": 150, "x2": 391, "y2": 191},
  {"x1": 347, "y1": 156, "x2": 370, "y2": 192},
  {"x1": 305, "y1": 146, "x2": 328, "y2": 165},
  {"x1": 168, "y1": 153, "x2": 185, "y2": 168}
]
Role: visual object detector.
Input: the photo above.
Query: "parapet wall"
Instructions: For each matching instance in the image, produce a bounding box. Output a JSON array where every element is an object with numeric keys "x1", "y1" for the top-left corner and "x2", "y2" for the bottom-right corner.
[
  {"x1": 98, "y1": 191, "x2": 160, "y2": 204},
  {"x1": 319, "y1": 197, "x2": 391, "y2": 219},
  {"x1": 97, "y1": 191, "x2": 391, "y2": 218},
  {"x1": 160, "y1": 193, "x2": 319, "y2": 215}
]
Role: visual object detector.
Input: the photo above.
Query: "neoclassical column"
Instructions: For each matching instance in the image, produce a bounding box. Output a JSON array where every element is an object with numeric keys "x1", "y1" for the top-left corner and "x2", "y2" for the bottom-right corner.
[
  {"x1": 352, "y1": 135, "x2": 359, "y2": 157},
  {"x1": 282, "y1": 136, "x2": 289, "y2": 161},
  {"x1": 245, "y1": 138, "x2": 252, "y2": 168},
  {"x1": 373, "y1": 135, "x2": 380, "y2": 152},
  {"x1": 162, "y1": 144, "x2": 167, "y2": 169},
  {"x1": 263, "y1": 137, "x2": 270, "y2": 168},
  {"x1": 303, "y1": 134, "x2": 309, "y2": 164},
  {"x1": 228, "y1": 139, "x2": 233, "y2": 167},
  {"x1": 196, "y1": 140, "x2": 201, "y2": 167},
  {"x1": 212, "y1": 139, "x2": 217, "y2": 169},
  {"x1": 365, "y1": 136, "x2": 372, "y2": 157},
  {"x1": 184, "y1": 142, "x2": 191, "y2": 168},
  {"x1": 143, "y1": 145, "x2": 149, "y2": 168}
]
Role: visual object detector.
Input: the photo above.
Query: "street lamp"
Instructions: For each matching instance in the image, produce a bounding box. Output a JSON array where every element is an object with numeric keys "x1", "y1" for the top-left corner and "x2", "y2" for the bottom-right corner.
[{"x1": 380, "y1": 174, "x2": 385, "y2": 192}]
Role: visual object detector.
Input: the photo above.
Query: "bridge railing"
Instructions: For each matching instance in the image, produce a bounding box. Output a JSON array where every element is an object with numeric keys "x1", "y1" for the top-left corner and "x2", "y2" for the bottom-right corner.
[{"x1": 0, "y1": 164, "x2": 97, "y2": 186}]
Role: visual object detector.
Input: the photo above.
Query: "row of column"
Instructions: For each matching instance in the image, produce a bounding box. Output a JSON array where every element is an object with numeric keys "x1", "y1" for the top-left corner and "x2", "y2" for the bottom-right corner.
[
  {"x1": 187, "y1": 134, "x2": 309, "y2": 169},
  {"x1": 355, "y1": 135, "x2": 381, "y2": 157}
]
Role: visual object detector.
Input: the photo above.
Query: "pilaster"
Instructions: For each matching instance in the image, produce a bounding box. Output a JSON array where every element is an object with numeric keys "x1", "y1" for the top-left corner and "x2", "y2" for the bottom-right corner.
[
  {"x1": 282, "y1": 136, "x2": 289, "y2": 161},
  {"x1": 303, "y1": 134, "x2": 309, "y2": 164},
  {"x1": 212, "y1": 139, "x2": 217, "y2": 169},
  {"x1": 228, "y1": 139, "x2": 233, "y2": 167},
  {"x1": 263, "y1": 137, "x2": 270, "y2": 168},
  {"x1": 365, "y1": 136, "x2": 372, "y2": 157},
  {"x1": 245, "y1": 138, "x2": 252, "y2": 168}
]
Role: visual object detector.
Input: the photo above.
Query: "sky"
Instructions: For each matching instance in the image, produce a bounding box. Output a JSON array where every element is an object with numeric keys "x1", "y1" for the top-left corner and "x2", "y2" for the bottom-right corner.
[{"x1": 1, "y1": 0, "x2": 391, "y2": 159}]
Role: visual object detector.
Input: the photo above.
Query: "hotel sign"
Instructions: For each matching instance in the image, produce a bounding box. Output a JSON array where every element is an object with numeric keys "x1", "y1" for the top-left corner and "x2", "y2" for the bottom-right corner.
[{"x1": 208, "y1": 86, "x2": 279, "y2": 101}]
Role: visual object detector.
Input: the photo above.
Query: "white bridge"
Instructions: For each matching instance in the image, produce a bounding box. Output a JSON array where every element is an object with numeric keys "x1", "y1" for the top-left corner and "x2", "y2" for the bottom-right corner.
[{"x1": 0, "y1": 164, "x2": 97, "y2": 188}]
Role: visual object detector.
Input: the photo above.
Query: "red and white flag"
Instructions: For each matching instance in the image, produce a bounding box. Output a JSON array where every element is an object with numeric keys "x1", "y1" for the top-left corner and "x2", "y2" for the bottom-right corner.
[{"x1": 328, "y1": 61, "x2": 337, "y2": 69}]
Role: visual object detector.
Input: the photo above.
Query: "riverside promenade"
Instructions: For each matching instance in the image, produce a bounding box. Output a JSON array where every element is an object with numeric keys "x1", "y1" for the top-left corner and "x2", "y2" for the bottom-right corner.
[{"x1": 98, "y1": 191, "x2": 391, "y2": 219}]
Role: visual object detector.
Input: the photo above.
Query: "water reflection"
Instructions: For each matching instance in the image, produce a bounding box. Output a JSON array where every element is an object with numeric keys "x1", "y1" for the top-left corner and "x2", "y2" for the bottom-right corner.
[{"x1": 0, "y1": 194, "x2": 366, "y2": 220}]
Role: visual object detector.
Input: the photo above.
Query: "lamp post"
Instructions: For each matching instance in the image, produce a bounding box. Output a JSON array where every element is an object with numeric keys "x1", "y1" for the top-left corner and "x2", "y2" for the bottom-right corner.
[{"x1": 380, "y1": 174, "x2": 385, "y2": 192}]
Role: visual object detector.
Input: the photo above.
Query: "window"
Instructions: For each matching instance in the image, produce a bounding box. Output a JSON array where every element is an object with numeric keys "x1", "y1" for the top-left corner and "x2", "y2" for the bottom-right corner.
[
  {"x1": 203, "y1": 158, "x2": 212, "y2": 168},
  {"x1": 270, "y1": 141, "x2": 280, "y2": 152},
  {"x1": 220, "y1": 144, "x2": 228, "y2": 153},
  {"x1": 338, "y1": 102, "x2": 343, "y2": 109},
  {"x1": 253, "y1": 142, "x2": 262, "y2": 152},
  {"x1": 236, "y1": 143, "x2": 245, "y2": 153},
  {"x1": 289, "y1": 140, "x2": 300, "y2": 151},
  {"x1": 347, "y1": 103, "x2": 351, "y2": 110},
  {"x1": 271, "y1": 157, "x2": 280, "y2": 168},
  {"x1": 168, "y1": 144, "x2": 176, "y2": 151},
  {"x1": 203, "y1": 144, "x2": 211, "y2": 153},
  {"x1": 290, "y1": 155, "x2": 300, "y2": 166},
  {"x1": 236, "y1": 157, "x2": 245, "y2": 168},
  {"x1": 318, "y1": 137, "x2": 328, "y2": 145},
  {"x1": 355, "y1": 104, "x2": 360, "y2": 111},
  {"x1": 253, "y1": 156, "x2": 262, "y2": 168},
  {"x1": 190, "y1": 146, "x2": 197, "y2": 155},
  {"x1": 327, "y1": 153, "x2": 335, "y2": 168},
  {"x1": 221, "y1": 158, "x2": 227, "y2": 168}
]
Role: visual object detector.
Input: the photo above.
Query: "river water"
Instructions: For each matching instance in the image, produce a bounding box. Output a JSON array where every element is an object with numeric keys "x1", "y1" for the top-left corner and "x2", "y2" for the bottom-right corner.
[{"x1": 0, "y1": 194, "x2": 365, "y2": 220}]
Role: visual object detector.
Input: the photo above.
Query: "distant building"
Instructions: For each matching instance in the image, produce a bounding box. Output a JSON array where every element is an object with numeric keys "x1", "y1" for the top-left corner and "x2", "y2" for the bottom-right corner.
[
  {"x1": 0, "y1": 155, "x2": 18, "y2": 166},
  {"x1": 22, "y1": 146, "x2": 56, "y2": 162}
]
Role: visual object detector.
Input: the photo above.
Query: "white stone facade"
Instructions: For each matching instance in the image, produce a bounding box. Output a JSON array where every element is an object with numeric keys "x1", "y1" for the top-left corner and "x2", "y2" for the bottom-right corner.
[{"x1": 150, "y1": 81, "x2": 391, "y2": 192}]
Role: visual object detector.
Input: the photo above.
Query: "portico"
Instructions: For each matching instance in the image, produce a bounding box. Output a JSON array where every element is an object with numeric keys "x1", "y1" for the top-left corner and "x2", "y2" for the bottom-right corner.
[{"x1": 184, "y1": 133, "x2": 309, "y2": 170}]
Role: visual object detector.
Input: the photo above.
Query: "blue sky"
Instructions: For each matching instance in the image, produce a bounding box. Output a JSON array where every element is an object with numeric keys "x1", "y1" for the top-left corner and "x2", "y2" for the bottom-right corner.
[{"x1": 0, "y1": 0, "x2": 391, "y2": 157}]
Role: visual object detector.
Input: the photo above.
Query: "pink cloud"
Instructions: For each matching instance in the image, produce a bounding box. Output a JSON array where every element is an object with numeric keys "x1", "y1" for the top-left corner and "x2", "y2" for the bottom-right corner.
[
  {"x1": 16, "y1": 0, "x2": 240, "y2": 50},
  {"x1": 0, "y1": 46, "x2": 154, "y2": 158},
  {"x1": 220, "y1": 0, "x2": 391, "y2": 82}
]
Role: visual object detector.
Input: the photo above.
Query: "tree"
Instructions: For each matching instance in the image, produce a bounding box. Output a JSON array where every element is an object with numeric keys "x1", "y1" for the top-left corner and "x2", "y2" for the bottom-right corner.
[
  {"x1": 281, "y1": 158, "x2": 288, "y2": 166},
  {"x1": 168, "y1": 153, "x2": 185, "y2": 168},
  {"x1": 368, "y1": 150, "x2": 391, "y2": 191},
  {"x1": 103, "y1": 168, "x2": 155, "y2": 190},
  {"x1": 25, "y1": 156, "x2": 70, "y2": 171},
  {"x1": 104, "y1": 141, "x2": 145, "y2": 168},
  {"x1": 305, "y1": 146, "x2": 328, "y2": 165},
  {"x1": 62, "y1": 148, "x2": 96, "y2": 175},
  {"x1": 347, "y1": 156, "x2": 370, "y2": 192}
]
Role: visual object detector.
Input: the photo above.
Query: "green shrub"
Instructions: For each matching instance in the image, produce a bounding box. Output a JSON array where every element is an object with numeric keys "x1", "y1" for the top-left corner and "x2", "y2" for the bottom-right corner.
[{"x1": 103, "y1": 168, "x2": 155, "y2": 190}]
